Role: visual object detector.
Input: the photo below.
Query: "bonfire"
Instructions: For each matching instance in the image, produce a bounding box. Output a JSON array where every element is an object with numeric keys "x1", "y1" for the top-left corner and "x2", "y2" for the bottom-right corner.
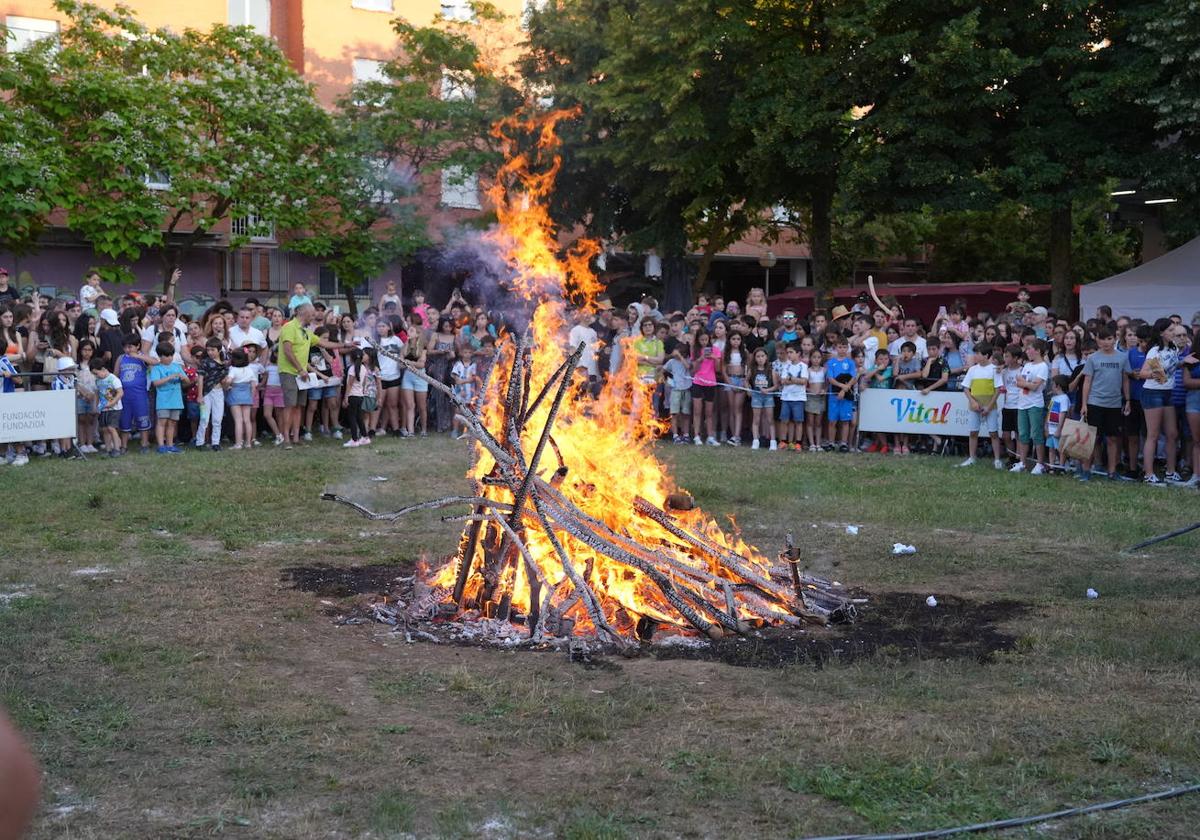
[{"x1": 324, "y1": 110, "x2": 856, "y2": 647}]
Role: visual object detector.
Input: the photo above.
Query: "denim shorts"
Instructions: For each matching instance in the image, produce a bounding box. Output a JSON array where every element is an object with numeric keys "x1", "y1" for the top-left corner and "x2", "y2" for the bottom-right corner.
[
  {"x1": 1141, "y1": 388, "x2": 1172, "y2": 409},
  {"x1": 968, "y1": 408, "x2": 1000, "y2": 434},
  {"x1": 750, "y1": 392, "x2": 774, "y2": 410},
  {"x1": 728, "y1": 375, "x2": 746, "y2": 388},
  {"x1": 401, "y1": 369, "x2": 429, "y2": 393},
  {"x1": 780, "y1": 400, "x2": 805, "y2": 422},
  {"x1": 1186, "y1": 389, "x2": 1200, "y2": 414}
]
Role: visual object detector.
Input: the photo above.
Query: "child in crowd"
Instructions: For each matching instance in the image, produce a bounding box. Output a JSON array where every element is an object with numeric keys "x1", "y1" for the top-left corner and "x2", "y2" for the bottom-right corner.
[
  {"x1": 662, "y1": 345, "x2": 692, "y2": 443},
  {"x1": 226, "y1": 348, "x2": 258, "y2": 450},
  {"x1": 450, "y1": 346, "x2": 477, "y2": 440},
  {"x1": 262, "y1": 347, "x2": 285, "y2": 445},
  {"x1": 825, "y1": 337, "x2": 856, "y2": 452},
  {"x1": 690, "y1": 328, "x2": 720, "y2": 447},
  {"x1": 180, "y1": 347, "x2": 200, "y2": 445},
  {"x1": 75, "y1": 340, "x2": 99, "y2": 453},
  {"x1": 958, "y1": 342, "x2": 1004, "y2": 469},
  {"x1": 245, "y1": 344, "x2": 267, "y2": 445},
  {"x1": 149, "y1": 341, "x2": 190, "y2": 454},
  {"x1": 1011, "y1": 339, "x2": 1049, "y2": 474},
  {"x1": 863, "y1": 348, "x2": 893, "y2": 453},
  {"x1": 803, "y1": 348, "x2": 825, "y2": 451},
  {"x1": 1079, "y1": 326, "x2": 1132, "y2": 482},
  {"x1": 52, "y1": 357, "x2": 77, "y2": 457},
  {"x1": 194, "y1": 338, "x2": 228, "y2": 451},
  {"x1": 1046, "y1": 374, "x2": 1073, "y2": 469},
  {"x1": 342, "y1": 348, "x2": 372, "y2": 447},
  {"x1": 1000, "y1": 343, "x2": 1023, "y2": 463},
  {"x1": 892, "y1": 341, "x2": 922, "y2": 454},
  {"x1": 118, "y1": 333, "x2": 152, "y2": 454},
  {"x1": 747, "y1": 347, "x2": 778, "y2": 450},
  {"x1": 778, "y1": 343, "x2": 808, "y2": 452},
  {"x1": 288, "y1": 282, "x2": 312, "y2": 313},
  {"x1": 91, "y1": 358, "x2": 123, "y2": 458}
]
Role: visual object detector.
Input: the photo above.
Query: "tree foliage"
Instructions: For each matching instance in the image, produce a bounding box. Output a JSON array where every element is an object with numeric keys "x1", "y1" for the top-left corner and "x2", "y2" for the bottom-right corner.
[{"x1": 0, "y1": 0, "x2": 334, "y2": 287}]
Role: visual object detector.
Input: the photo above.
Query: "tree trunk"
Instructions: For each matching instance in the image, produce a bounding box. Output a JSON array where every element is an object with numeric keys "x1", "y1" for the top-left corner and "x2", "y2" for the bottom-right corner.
[
  {"x1": 1048, "y1": 203, "x2": 1072, "y2": 317},
  {"x1": 345, "y1": 280, "x2": 360, "y2": 318},
  {"x1": 810, "y1": 189, "x2": 834, "y2": 310},
  {"x1": 696, "y1": 238, "x2": 720, "y2": 297},
  {"x1": 661, "y1": 256, "x2": 695, "y2": 314}
]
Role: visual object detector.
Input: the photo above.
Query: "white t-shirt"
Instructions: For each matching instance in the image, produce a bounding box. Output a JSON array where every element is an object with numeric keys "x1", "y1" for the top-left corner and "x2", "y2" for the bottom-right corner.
[
  {"x1": 228, "y1": 366, "x2": 257, "y2": 386},
  {"x1": 80, "y1": 284, "x2": 100, "y2": 308},
  {"x1": 889, "y1": 335, "x2": 928, "y2": 360},
  {"x1": 378, "y1": 336, "x2": 403, "y2": 381},
  {"x1": 229, "y1": 324, "x2": 267, "y2": 349},
  {"x1": 1142, "y1": 346, "x2": 1179, "y2": 391},
  {"x1": 141, "y1": 323, "x2": 188, "y2": 363},
  {"x1": 568, "y1": 324, "x2": 599, "y2": 377},
  {"x1": 961, "y1": 363, "x2": 1003, "y2": 407},
  {"x1": 1001, "y1": 366, "x2": 1021, "y2": 410},
  {"x1": 779, "y1": 360, "x2": 808, "y2": 401},
  {"x1": 1016, "y1": 360, "x2": 1049, "y2": 410}
]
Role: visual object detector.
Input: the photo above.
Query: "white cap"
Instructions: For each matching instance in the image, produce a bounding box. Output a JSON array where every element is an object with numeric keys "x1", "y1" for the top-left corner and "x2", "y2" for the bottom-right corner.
[
  {"x1": 100, "y1": 308, "x2": 119, "y2": 326},
  {"x1": 56, "y1": 356, "x2": 77, "y2": 371},
  {"x1": 1031, "y1": 306, "x2": 1048, "y2": 316}
]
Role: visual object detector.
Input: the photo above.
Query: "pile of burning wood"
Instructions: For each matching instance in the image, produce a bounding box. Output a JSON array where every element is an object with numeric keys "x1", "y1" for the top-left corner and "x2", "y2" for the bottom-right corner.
[{"x1": 324, "y1": 334, "x2": 859, "y2": 650}]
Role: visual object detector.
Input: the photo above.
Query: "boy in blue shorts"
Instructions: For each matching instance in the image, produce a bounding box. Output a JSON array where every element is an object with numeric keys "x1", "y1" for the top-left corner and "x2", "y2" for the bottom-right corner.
[
  {"x1": 776, "y1": 343, "x2": 808, "y2": 451},
  {"x1": 825, "y1": 336, "x2": 857, "y2": 452},
  {"x1": 118, "y1": 333, "x2": 152, "y2": 454},
  {"x1": 150, "y1": 341, "x2": 191, "y2": 454}
]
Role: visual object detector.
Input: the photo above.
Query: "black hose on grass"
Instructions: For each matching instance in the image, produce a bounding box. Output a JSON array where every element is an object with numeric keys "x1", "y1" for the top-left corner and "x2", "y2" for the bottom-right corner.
[
  {"x1": 1124, "y1": 522, "x2": 1200, "y2": 553},
  {"x1": 798, "y1": 782, "x2": 1200, "y2": 840}
]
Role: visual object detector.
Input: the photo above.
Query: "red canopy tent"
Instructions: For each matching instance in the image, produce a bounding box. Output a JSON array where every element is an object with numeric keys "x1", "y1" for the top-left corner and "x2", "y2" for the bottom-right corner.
[{"x1": 767, "y1": 282, "x2": 1053, "y2": 324}]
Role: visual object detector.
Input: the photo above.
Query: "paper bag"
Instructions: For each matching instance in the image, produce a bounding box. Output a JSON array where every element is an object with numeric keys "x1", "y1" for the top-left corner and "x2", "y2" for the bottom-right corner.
[{"x1": 1060, "y1": 417, "x2": 1097, "y2": 460}]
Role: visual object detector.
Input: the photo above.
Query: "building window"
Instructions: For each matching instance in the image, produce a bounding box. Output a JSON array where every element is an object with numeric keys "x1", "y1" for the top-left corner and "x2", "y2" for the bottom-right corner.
[
  {"x1": 318, "y1": 265, "x2": 367, "y2": 299},
  {"x1": 351, "y1": 0, "x2": 393, "y2": 10},
  {"x1": 352, "y1": 58, "x2": 387, "y2": 84},
  {"x1": 5, "y1": 16, "x2": 59, "y2": 53},
  {"x1": 440, "y1": 0, "x2": 473, "y2": 22},
  {"x1": 441, "y1": 166, "x2": 480, "y2": 210},
  {"x1": 144, "y1": 169, "x2": 172, "y2": 191},
  {"x1": 223, "y1": 248, "x2": 290, "y2": 293},
  {"x1": 231, "y1": 213, "x2": 276, "y2": 242},
  {"x1": 440, "y1": 69, "x2": 475, "y2": 102},
  {"x1": 228, "y1": 0, "x2": 271, "y2": 36}
]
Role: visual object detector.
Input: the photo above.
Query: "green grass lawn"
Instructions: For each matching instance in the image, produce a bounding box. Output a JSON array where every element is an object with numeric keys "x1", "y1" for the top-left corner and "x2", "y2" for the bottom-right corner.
[{"x1": 2, "y1": 437, "x2": 1199, "y2": 838}]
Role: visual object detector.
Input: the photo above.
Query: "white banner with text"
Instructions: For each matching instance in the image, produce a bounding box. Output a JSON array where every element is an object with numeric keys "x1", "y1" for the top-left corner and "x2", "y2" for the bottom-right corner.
[
  {"x1": 858, "y1": 388, "x2": 975, "y2": 437},
  {"x1": 0, "y1": 389, "x2": 77, "y2": 443}
]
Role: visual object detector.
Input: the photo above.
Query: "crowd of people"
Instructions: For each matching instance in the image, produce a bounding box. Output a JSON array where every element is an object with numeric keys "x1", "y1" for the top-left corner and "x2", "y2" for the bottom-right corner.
[{"x1": 1, "y1": 266, "x2": 1197, "y2": 487}]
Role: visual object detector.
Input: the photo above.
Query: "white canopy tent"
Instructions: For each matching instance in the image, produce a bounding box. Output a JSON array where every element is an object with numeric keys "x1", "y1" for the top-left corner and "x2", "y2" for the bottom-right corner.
[{"x1": 1080, "y1": 236, "x2": 1200, "y2": 323}]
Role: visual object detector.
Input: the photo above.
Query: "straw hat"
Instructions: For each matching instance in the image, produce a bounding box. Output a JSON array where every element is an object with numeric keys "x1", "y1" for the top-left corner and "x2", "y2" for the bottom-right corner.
[{"x1": 830, "y1": 305, "x2": 852, "y2": 321}]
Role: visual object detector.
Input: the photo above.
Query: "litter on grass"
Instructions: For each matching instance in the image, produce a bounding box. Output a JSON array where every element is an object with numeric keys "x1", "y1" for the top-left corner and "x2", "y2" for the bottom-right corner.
[
  {"x1": 846, "y1": 525, "x2": 860, "y2": 535},
  {"x1": 893, "y1": 543, "x2": 917, "y2": 555},
  {"x1": 1087, "y1": 588, "x2": 1100, "y2": 599},
  {"x1": 926, "y1": 595, "x2": 938, "y2": 608}
]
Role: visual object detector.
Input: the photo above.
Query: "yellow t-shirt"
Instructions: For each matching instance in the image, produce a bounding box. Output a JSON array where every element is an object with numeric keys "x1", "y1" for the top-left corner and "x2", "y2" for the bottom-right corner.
[{"x1": 278, "y1": 319, "x2": 318, "y2": 376}]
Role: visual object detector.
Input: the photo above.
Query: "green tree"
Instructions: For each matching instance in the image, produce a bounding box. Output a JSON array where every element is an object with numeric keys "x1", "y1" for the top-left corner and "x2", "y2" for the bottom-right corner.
[
  {"x1": 293, "y1": 3, "x2": 520, "y2": 314},
  {"x1": 0, "y1": 0, "x2": 335, "y2": 292},
  {"x1": 523, "y1": 0, "x2": 761, "y2": 301}
]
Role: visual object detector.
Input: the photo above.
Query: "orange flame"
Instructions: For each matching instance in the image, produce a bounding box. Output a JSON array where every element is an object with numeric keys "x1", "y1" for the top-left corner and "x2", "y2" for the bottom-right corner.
[{"x1": 430, "y1": 108, "x2": 778, "y2": 637}]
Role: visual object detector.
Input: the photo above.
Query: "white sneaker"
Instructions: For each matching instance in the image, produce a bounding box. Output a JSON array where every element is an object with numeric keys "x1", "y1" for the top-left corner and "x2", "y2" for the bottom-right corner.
[
  {"x1": 751, "y1": 439, "x2": 760, "y2": 450},
  {"x1": 707, "y1": 437, "x2": 720, "y2": 447},
  {"x1": 12, "y1": 454, "x2": 29, "y2": 466},
  {"x1": 343, "y1": 439, "x2": 357, "y2": 448},
  {"x1": 693, "y1": 436, "x2": 703, "y2": 446},
  {"x1": 274, "y1": 434, "x2": 284, "y2": 446},
  {"x1": 1009, "y1": 462, "x2": 1025, "y2": 473},
  {"x1": 769, "y1": 440, "x2": 778, "y2": 451},
  {"x1": 726, "y1": 437, "x2": 740, "y2": 446},
  {"x1": 303, "y1": 431, "x2": 313, "y2": 442},
  {"x1": 956, "y1": 458, "x2": 976, "y2": 468},
  {"x1": 333, "y1": 429, "x2": 343, "y2": 440},
  {"x1": 1181, "y1": 474, "x2": 1200, "y2": 488},
  {"x1": 1030, "y1": 463, "x2": 1045, "y2": 476}
]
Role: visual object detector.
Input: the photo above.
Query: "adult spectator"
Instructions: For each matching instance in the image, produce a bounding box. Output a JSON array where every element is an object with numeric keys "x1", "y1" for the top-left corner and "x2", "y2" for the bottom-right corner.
[
  {"x1": 888, "y1": 318, "x2": 928, "y2": 360},
  {"x1": 0, "y1": 268, "x2": 16, "y2": 306},
  {"x1": 278, "y1": 303, "x2": 321, "y2": 448},
  {"x1": 229, "y1": 306, "x2": 267, "y2": 350},
  {"x1": 568, "y1": 308, "x2": 600, "y2": 395},
  {"x1": 140, "y1": 304, "x2": 190, "y2": 363},
  {"x1": 775, "y1": 309, "x2": 801, "y2": 344}
]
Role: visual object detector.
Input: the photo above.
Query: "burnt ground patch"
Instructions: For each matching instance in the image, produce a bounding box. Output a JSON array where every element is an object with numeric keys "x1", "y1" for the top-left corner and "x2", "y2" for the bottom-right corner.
[
  {"x1": 281, "y1": 563, "x2": 412, "y2": 598},
  {"x1": 653, "y1": 592, "x2": 1028, "y2": 668},
  {"x1": 283, "y1": 565, "x2": 1026, "y2": 669}
]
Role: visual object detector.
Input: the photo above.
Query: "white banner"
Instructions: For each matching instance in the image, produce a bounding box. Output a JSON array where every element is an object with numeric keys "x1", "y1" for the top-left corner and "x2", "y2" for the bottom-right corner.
[
  {"x1": 0, "y1": 389, "x2": 77, "y2": 443},
  {"x1": 858, "y1": 388, "x2": 975, "y2": 437}
]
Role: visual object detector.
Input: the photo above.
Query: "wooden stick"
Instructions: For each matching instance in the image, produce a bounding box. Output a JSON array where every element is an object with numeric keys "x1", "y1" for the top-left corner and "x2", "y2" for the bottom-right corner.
[
  {"x1": 320, "y1": 493, "x2": 512, "y2": 521},
  {"x1": 1124, "y1": 521, "x2": 1200, "y2": 553}
]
